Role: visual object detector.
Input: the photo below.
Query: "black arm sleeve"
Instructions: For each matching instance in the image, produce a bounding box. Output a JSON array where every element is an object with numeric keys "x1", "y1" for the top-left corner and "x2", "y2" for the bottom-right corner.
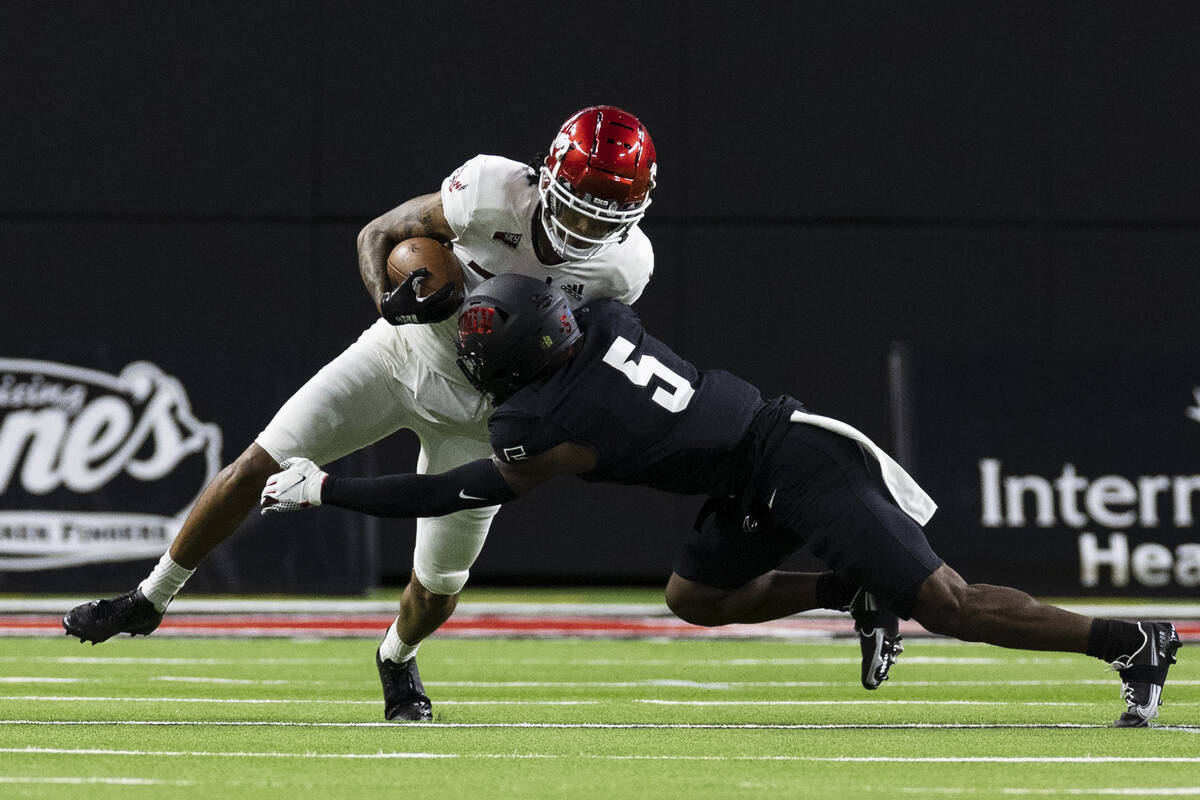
[{"x1": 321, "y1": 458, "x2": 516, "y2": 518}]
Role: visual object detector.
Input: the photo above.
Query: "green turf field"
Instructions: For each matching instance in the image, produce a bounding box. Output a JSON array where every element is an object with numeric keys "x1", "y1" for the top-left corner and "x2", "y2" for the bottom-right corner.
[{"x1": 0, "y1": 635, "x2": 1196, "y2": 798}]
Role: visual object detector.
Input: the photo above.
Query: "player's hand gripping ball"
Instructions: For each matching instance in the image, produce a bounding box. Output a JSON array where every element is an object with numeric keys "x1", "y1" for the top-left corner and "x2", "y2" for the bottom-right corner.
[{"x1": 380, "y1": 238, "x2": 466, "y2": 325}]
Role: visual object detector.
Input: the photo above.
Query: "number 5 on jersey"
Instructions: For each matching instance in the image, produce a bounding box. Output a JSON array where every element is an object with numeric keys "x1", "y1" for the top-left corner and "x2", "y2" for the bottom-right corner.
[{"x1": 602, "y1": 336, "x2": 695, "y2": 413}]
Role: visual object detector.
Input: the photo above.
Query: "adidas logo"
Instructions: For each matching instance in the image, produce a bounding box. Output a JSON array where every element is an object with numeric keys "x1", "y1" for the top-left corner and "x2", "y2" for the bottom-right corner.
[{"x1": 560, "y1": 283, "x2": 584, "y2": 301}]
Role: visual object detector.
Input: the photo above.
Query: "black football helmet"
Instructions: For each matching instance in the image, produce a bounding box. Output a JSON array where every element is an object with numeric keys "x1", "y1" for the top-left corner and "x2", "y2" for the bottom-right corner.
[{"x1": 456, "y1": 274, "x2": 583, "y2": 403}]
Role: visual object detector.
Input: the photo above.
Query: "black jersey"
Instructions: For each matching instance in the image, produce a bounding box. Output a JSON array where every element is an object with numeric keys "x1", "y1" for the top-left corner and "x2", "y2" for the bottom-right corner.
[{"x1": 488, "y1": 299, "x2": 764, "y2": 496}]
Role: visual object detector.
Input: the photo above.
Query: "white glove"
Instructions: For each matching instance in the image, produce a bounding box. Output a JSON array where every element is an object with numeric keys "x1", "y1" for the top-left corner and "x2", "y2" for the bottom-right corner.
[{"x1": 260, "y1": 457, "x2": 328, "y2": 513}]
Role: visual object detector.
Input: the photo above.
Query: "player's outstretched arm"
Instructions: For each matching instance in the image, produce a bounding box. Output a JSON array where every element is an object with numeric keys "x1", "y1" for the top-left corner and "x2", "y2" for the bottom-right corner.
[
  {"x1": 259, "y1": 443, "x2": 596, "y2": 519},
  {"x1": 356, "y1": 192, "x2": 454, "y2": 314}
]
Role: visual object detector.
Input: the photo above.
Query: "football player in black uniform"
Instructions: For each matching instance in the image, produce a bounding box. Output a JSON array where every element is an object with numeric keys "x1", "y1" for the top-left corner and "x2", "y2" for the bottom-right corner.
[{"x1": 262, "y1": 274, "x2": 1182, "y2": 728}]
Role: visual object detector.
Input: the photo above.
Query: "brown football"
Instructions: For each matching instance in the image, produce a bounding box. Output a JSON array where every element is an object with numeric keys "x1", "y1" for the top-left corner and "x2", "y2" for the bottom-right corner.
[{"x1": 386, "y1": 238, "x2": 466, "y2": 299}]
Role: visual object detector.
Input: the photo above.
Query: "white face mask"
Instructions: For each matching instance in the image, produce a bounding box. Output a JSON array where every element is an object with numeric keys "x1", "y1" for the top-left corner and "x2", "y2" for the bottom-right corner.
[{"x1": 538, "y1": 166, "x2": 650, "y2": 261}]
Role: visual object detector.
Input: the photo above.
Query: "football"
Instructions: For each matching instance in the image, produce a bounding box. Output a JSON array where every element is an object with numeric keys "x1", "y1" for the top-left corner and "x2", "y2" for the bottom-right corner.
[{"x1": 386, "y1": 237, "x2": 466, "y2": 299}]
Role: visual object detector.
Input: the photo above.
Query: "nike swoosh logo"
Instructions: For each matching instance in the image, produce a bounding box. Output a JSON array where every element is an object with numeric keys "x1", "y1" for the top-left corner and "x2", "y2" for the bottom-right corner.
[
  {"x1": 767, "y1": 489, "x2": 777, "y2": 509},
  {"x1": 459, "y1": 490, "x2": 488, "y2": 501},
  {"x1": 280, "y1": 476, "x2": 305, "y2": 494}
]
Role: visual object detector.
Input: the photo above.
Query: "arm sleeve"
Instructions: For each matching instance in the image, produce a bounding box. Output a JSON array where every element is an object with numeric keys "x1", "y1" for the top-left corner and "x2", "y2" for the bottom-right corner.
[{"x1": 321, "y1": 458, "x2": 515, "y2": 518}]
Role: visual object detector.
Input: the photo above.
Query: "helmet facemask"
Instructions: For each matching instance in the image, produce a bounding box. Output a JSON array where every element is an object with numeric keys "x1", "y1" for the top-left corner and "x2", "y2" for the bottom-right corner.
[{"x1": 538, "y1": 165, "x2": 651, "y2": 261}]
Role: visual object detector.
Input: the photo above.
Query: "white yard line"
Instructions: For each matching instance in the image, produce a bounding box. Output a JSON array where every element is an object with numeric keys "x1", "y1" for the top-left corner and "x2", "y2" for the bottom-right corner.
[
  {"x1": 149, "y1": 676, "x2": 313, "y2": 685},
  {"x1": 635, "y1": 699, "x2": 1103, "y2": 706},
  {"x1": 897, "y1": 788, "x2": 1200, "y2": 796},
  {"x1": 16, "y1": 693, "x2": 1190, "y2": 708},
  {"x1": 5, "y1": 719, "x2": 1196, "y2": 731},
  {"x1": 438, "y1": 656, "x2": 1087, "y2": 666},
  {"x1": 8, "y1": 676, "x2": 1195, "y2": 689},
  {"x1": 0, "y1": 776, "x2": 194, "y2": 786},
  {"x1": 0, "y1": 656, "x2": 358, "y2": 665},
  {"x1": 432, "y1": 679, "x2": 1200, "y2": 688},
  {"x1": 1, "y1": 695, "x2": 597, "y2": 706},
  {"x1": 999, "y1": 791, "x2": 1200, "y2": 797},
  {"x1": 0, "y1": 654, "x2": 1088, "y2": 666},
  {"x1": 4, "y1": 746, "x2": 1200, "y2": 763}
]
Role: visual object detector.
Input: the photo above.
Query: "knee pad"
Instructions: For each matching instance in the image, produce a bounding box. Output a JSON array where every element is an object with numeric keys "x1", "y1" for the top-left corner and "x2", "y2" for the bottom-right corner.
[{"x1": 412, "y1": 505, "x2": 499, "y2": 595}]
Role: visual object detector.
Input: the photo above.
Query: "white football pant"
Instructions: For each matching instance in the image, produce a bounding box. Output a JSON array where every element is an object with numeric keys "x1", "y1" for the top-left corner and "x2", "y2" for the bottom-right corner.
[{"x1": 256, "y1": 318, "x2": 497, "y2": 595}]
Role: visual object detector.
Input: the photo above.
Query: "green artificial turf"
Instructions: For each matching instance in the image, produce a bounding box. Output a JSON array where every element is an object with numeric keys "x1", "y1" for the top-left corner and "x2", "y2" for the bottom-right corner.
[{"x1": 0, "y1": 635, "x2": 1196, "y2": 799}]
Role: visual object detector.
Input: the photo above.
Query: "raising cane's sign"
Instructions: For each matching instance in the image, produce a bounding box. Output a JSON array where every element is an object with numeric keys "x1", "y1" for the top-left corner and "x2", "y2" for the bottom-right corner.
[{"x1": 0, "y1": 359, "x2": 220, "y2": 571}]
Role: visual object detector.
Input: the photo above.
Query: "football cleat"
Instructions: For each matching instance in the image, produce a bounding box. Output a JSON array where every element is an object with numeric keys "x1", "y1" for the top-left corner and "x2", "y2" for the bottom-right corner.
[
  {"x1": 61, "y1": 588, "x2": 164, "y2": 644},
  {"x1": 849, "y1": 589, "x2": 903, "y2": 690},
  {"x1": 1111, "y1": 621, "x2": 1181, "y2": 728},
  {"x1": 376, "y1": 649, "x2": 433, "y2": 722}
]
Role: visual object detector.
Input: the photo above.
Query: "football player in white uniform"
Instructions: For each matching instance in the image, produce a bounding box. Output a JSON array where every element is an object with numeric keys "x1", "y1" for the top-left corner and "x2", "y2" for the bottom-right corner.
[{"x1": 63, "y1": 106, "x2": 658, "y2": 721}]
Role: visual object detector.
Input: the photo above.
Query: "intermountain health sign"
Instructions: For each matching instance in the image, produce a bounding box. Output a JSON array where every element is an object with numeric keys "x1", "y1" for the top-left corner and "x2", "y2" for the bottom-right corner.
[{"x1": 910, "y1": 351, "x2": 1199, "y2": 596}]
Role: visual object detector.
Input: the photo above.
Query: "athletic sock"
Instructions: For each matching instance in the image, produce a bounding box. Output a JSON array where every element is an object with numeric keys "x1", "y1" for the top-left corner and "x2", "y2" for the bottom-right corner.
[
  {"x1": 137, "y1": 552, "x2": 195, "y2": 612},
  {"x1": 814, "y1": 572, "x2": 858, "y2": 611},
  {"x1": 379, "y1": 618, "x2": 420, "y2": 664},
  {"x1": 1085, "y1": 618, "x2": 1144, "y2": 663}
]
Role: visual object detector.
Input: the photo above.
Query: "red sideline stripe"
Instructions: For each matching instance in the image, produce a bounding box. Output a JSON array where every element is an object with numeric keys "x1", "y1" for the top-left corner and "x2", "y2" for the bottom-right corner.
[
  {"x1": 5, "y1": 614, "x2": 817, "y2": 635},
  {"x1": 8, "y1": 615, "x2": 1200, "y2": 639}
]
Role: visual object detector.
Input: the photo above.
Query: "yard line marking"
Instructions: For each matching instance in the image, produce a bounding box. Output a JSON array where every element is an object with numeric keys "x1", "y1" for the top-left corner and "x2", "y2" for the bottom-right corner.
[
  {"x1": 896, "y1": 789, "x2": 1200, "y2": 796},
  {"x1": 6, "y1": 676, "x2": 1195, "y2": 690},
  {"x1": 3, "y1": 695, "x2": 377, "y2": 706},
  {"x1": 0, "y1": 656, "x2": 358, "y2": 665},
  {"x1": 437, "y1": 656, "x2": 1084, "y2": 667},
  {"x1": 0, "y1": 654, "x2": 1084, "y2": 667},
  {"x1": 5, "y1": 747, "x2": 1200, "y2": 764},
  {"x1": 801, "y1": 762, "x2": 1200, "y2": 767},
  {"x1": 1001, "y1": 790, "x2": 1200, "y2": 796},
  {"x1": 440, "y1": 701, "x2": 599, "y2": 706},
  {"x1": 1, "y1": 695, "x2": 597, "y2": 706},
  {"x1": 149, "y1": 677, "x2": 311, "y2": 686},
  {"x1": 426, "y1": 679, "x2": 1200, "y2": 688},
  {"x1": 0, "y1": 747, "x2": 457, "y2": 760},
  {"x1": 0, "y1": 776, "x2": 194, "y2": 786},
  {"x1": 17, "y1": 694, "x2": 1180, "y2": 709},
  {"x1": 8, "y1": 719, "x2": 1197, "y2": 731},
  {"x1": 635, "y1": 699, "x2": 1100, "y2": 707}
]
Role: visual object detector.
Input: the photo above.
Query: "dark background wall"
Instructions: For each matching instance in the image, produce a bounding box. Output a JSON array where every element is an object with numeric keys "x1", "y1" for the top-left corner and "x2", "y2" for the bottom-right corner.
[{"x1": 2, "y1": 2, "x2": 1197, "y2": 592}]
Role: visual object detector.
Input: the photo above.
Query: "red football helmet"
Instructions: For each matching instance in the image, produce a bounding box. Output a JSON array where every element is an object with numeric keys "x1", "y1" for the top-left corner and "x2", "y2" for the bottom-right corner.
[{"x1": 539, "y1": 105, "x2": 657, "y2": 261}]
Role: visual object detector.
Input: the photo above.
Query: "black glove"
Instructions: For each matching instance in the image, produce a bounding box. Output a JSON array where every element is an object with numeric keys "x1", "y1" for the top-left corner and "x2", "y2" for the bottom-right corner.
[{"x1": 380, "y1": 268, "x2": 461, "y2": 325}]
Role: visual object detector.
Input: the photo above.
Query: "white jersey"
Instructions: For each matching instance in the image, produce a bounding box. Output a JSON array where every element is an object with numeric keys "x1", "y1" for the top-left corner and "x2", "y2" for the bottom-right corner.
[
  {"x1": 259, "y1": 154, "x2": 654, "y2": 594},
  {"x1": 399, "y1": 154, "x2": 654, "y2": 379}
]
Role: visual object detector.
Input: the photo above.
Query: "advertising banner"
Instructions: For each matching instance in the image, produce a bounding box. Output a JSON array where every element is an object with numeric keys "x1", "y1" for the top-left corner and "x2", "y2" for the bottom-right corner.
[
  {"x1": 0, "y1": 354, "x2": 377, "y2": 595},
  {"x1": 911, "y1": 350, "x2": 1200, "y2": 596},
  {"x1": 0, "y1": 358, "x2": 221, "y2": 572}
]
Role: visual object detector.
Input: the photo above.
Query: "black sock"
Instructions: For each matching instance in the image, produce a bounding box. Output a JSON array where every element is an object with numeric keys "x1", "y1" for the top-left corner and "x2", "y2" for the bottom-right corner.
[
  {"x1": 814, "y1": 572, "x2": 857, "y2": 611},
  {"x1": 1086, "y1": 618, "x2": 1144, "y2": 663}
]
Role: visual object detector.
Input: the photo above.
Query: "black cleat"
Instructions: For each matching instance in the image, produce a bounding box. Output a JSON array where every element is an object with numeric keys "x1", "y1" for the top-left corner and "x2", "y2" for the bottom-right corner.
[
  {"x1": 62, "y1": 588, "x2": 164, "y2": 644},
  {"x1": 376, "y1": 649, "x2": 433, "y2": 721},
  {"x1": 1111, "y1": 621, "x2": 1181, "y2": 728},
  {"x1": 849, "y1": 589, "x2": 903, "y2": 690}
]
